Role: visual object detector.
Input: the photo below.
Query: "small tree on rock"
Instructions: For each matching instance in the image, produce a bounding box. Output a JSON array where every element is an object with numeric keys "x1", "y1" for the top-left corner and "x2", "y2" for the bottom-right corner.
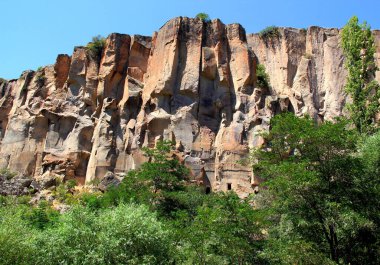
[{"x1": 196, "y1": 13, "x2": 211, "y2": 22}]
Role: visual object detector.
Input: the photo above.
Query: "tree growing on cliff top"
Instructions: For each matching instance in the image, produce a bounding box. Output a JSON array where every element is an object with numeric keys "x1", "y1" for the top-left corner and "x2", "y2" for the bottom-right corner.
[
  {"x1": 341, "y1": 16, "x2": 380, "y2": 134},
  {"x1": 259, "y1": 26, "x2": 280, "y2": 40},
  {"x1": 196, "y1": 12, "x2": 211, "y2": 22},
  {"x1": 86, "y1": 35, "x2": 106, "y2": 58}
]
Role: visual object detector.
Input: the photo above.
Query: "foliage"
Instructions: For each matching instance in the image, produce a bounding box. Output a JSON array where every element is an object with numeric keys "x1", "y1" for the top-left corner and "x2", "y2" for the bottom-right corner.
[
  {"x1": 34, "y1": 66, "x2": 46, "y2": 87},
  {"x1": 259, "y1": 26, "x2": 280, "y2": 40},
  {"x1": 22, "y1": 200, "x2": 59, "y2": 230},
  {"x1": 90, "y1": 140, "x2": 191, "y2": 217},
  {"x1": 341, "y1": 16, "x2": 380, "y2": 134},
  {"x1": 256, "y1": 64, "x2": 270, "y2": 89},
  {"x1": 52, "y1": 182, "x2": 72, "y2": 203},
  {"x1": 0, "y1": 203, "x2": 172, "y2": 265},
  {"x1": 29, "y1": 203, "x2": 170, "y2": 265},
  {"x1": 0, "y1": 168, "x2": 17, "y2": 180},
  {"x1": 66, "y1": 179, "x2": 77, "y2": 189},
  {"x1": 173, "y1": 192, "x2": 264, "y2": 264},
  {"x1": 78, "y1": 191, "x2": 103, "y2": 210},
  {"x1": 252, "y1": 113, "x2": 379, "y2": 264},
  {"x1": 86, "y1": 35, "x2": 106, "y2": 58},
  {"x1": 0, "y1": 141, "x2": 261, "y2": 264},
  {"x1": 0, "y1": 195, "x2": 31, "y2": 207},
  {"x1": 196, "y1": 12, "x2": 211, "y2": 22},
  {"x1": 141, "y1": 141, "x2": 189, "y2": 193},
  {"x1": 51, "y1": 179, "x2": 82, "y2": 205},
  {"x1": 4, "y1": 123, "x2": 379, "y2": 265},
  {"x1": 360, "y1": 131, "x2": 380, "y2": 177},
  {"x1": 0, "y1": 206, "x2": 38, "y2": 265}
]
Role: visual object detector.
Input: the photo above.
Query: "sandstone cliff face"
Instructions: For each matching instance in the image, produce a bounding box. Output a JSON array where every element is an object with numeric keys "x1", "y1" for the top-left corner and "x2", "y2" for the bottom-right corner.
[{"x1": 0, "y1": 18, "x2": 379, "y2": 197}]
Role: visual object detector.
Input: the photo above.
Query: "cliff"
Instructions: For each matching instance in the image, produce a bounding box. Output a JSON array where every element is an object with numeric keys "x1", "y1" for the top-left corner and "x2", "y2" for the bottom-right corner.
[{"x1": 1, "y1": 18, "x2": 379, "y2": 197}]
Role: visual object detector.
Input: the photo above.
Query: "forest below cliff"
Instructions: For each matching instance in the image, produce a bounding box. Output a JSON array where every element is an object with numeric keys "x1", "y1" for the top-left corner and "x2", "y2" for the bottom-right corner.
[
  {"x1": 1, "y1": 111, "x2": 379, "y2": 265},
  {"x1": 0, "y1": 16, "x2": 379, "y2": 265}
]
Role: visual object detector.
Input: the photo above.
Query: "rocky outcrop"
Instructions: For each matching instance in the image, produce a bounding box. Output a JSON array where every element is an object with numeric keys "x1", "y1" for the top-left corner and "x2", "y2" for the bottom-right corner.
[{"x1": 0, "y1": 18, "x2": 379, "y2": 197}]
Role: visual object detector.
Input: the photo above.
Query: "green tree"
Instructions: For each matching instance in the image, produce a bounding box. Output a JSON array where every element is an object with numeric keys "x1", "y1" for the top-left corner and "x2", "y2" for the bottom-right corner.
[
  {"x1": 0, "y1": 206, "x2": 37, "y2": 265},
  {"x1": 252, "y1": 113, "x2": 378, "y2": 264},
  {"x1": 86, "y1": 35, "x2": 106, "y2": 58},
  {"x1": 138, "y1": 140, "x2": 190, "y2": 216},
  {"x1": 34, "y1": 204, "x2": 172, "y2": 265},
  {"x1": 196, "y1": 12, "x2": 211, "y2": 22},
  {"x1": 173, "y1": 192, "x2": 264, "y2": 264},
  {"x1": 87, "y1": 140, "x2": 191, "y2": 217},
  {"x1": 341, "y1": 16, "x2": 380, "y2": 134},
  {"x1": 259, "y1": 26, "x2": 280, "y2": 40},
  {"x1": 22, "y1": 200, "x2": 59, "y2": 230},
  {"x1": 256, "y1": 64, "x2": 270, "y2": 89}
]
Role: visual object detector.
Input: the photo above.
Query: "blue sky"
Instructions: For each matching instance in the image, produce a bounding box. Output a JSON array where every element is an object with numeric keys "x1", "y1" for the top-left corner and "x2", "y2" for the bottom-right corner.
[{"x1": 1, "y1": 0, "x2": 379, "y2": 79}]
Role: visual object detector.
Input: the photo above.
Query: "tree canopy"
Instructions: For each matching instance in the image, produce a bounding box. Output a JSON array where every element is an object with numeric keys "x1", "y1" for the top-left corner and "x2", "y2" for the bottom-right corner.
[
  {"x1": 251, "y1": 113, "x2": 380, "y2": 264},
  {"x1": 341, "y1": 16, "x2": 380, "y2": 134},
  {"x1": 196, "y1": 12, "x2": 211, "y2": 22}
]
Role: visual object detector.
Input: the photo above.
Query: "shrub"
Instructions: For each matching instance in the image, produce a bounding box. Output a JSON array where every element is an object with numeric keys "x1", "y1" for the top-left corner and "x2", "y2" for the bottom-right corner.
[
  {"x1": 173, "y1": 192, "x2": 264, "y2": 264},
  {"x1": 0, "y1": 196, "x2": 6, "y2": 207},
  {"x1": 22, "y1": 200, "x2": 59, "y2": 230},
  {"x1": 196, "y1": 12, "x2": 211, "y2": 22},
  {"x1": 79, "y1": 192, "x2": 103, "y2": 210},
  {"x1": 0, "y1": 168, "x2": 17, "y2": 180},
  {"x1": 34, "y1": 67, "x2": 46, "y2": 87},
  {"x1": 86, "y1": 35, "x2": 106, "y2": 58},
  {"x1": 256, "y1": 64, "x2": 270, "y2": 88},
  {"x1": 66, "y1": 179, "x2": 77, "y2": 190},
  {"x1": 360, "y1": 131, "x2": 380, "y2": 175},
  {"x1": 259, "y1": 26, "x2": 280, "y2": 40},
  {"x1": 0, "y1": 206, "x2": 37, "y2": 265},
  {"x1": 52, "y1": 181, "x2": 78, "y2": 204},
  {"x1": 34, "y1": 204, "x2": 172, "y2": 265}
]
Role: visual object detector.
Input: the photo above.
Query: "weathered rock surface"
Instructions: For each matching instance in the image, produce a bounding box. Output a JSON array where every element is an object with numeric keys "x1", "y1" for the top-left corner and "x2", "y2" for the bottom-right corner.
[{"x1": 1, "y1": 18, "x2": 379, "y2": 197}]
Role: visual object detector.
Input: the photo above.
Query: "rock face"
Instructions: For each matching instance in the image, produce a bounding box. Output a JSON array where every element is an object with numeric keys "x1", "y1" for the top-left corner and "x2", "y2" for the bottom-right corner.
[{"x1": 0, "y1": 18, "x2": 379, "y2": 197}]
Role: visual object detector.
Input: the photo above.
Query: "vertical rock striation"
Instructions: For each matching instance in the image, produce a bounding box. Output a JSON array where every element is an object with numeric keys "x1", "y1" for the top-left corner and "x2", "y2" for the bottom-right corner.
[{"x1": 1, "y1": 17, "x2": 380, "y2": 197}]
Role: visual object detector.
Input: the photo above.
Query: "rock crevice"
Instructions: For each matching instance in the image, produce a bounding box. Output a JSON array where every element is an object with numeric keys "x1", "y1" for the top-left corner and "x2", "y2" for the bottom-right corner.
[{"x1": 1, "y1": 18, "x2": 379, "y2": 197}]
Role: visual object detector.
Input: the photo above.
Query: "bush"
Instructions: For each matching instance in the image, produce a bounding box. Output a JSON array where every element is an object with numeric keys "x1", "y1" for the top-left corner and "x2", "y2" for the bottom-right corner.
[
  {"x1": 196, "y1": 12, "x2": 211, "y2": 22},
  {"x1": 259, "y1": 26, "x2": 280, "y2": 39},
  {"x1": 34, "y1": 204, "x2": 172, "y2": 265},
  {"x1": 173, "y1": 192, "x2": 264, "y2": 264},
  {"x1": 0, "y1": 168, "x2": 17, "y2": 180},
  {"x1": 34, "y1": 67, "x2": 46, "y2": 87},
  {"x1": 86, "y1": 35, "x2": 106, "y2": 58},
  {"x1": 52, "y1": 181, "x2": 79, "y2": 204},
  {"x1": 256, "y1": 64, "x2": 270, "y2": 88},
  {"x1": 79, "y1": 192, "x2": 103, "y2": 210},
  {"x1": 66, "y1": 179, "x2": 77, "y2": 190},
  {"x1": 0, "y1": 206, "x2": 37, "y2": 265},
  {"x1": 22, "y1": 200, "x2": 59, "y2": 230}
]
